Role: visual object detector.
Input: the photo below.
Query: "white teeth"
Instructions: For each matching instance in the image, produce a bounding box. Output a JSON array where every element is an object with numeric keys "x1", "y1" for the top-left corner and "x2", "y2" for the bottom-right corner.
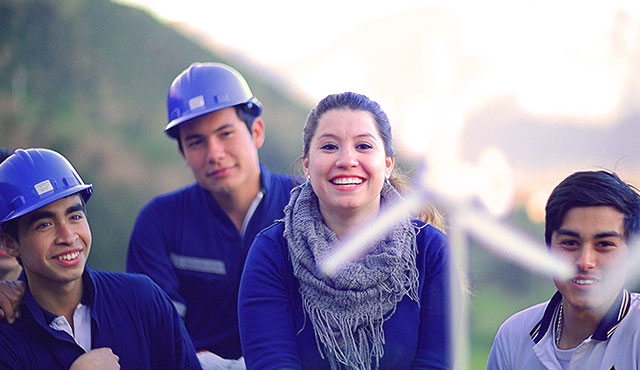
[
  {"x1": 331, "y1": 177, "x2": 363, "y2": 185},
  {"x1": 57, "y1": 251, "x2": 80, "y2": 261},
  {"x1": 572, "y1": 279, "x2": 595, "y2": 285}
]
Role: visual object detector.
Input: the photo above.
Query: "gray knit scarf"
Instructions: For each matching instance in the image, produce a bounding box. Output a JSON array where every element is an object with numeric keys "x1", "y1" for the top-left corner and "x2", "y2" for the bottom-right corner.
[{"x1": 283, "y1": 182, "x2": 419, "y2": 370}]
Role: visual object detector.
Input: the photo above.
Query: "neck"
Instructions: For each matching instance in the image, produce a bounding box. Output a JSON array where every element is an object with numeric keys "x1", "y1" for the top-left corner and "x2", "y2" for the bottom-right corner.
[
  {"x1": 557, "y1": 299, "x2": 607, "y2": 349},
  {"x1": 321, "y1": 205, "x2": 380, "y2": 240},
  {"x1": 211, "y1": 174, "x2": 261, "y2": 232},
  {"x1": 26, "y1": 271, "x2": 83, "y2": 326}
]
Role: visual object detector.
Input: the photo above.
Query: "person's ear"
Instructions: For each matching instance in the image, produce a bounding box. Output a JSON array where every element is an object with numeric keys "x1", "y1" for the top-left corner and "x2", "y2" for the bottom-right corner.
[
  {"x1": 302, "y1": 157, "x2": 309, "y2": 177},
  {"x1": 0, "y1": 233, "x2": 20, "y2": 258},
  {"x1": 385, "y1": 156, "x2": 395, "y2": 178},
  {"x1": 251, "y1": 118, "x2": 265, "y2": 149}
]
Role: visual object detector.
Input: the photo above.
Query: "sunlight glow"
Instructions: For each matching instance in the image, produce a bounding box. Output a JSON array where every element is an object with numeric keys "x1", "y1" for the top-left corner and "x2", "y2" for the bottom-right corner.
[{"x1": 116, "y1": 0, "x2": 640, "y2": 128}]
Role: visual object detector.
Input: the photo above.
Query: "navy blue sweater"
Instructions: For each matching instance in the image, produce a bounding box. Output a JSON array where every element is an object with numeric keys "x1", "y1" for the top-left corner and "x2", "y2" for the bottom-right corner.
[{"x1": 239, "y1": 221, "x2": 452, "y2": 369}]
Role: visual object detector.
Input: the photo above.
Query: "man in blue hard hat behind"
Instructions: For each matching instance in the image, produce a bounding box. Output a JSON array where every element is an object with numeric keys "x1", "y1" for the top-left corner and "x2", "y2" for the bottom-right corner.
[
  {"x1": 0, "y1": 62, "x2": 296, "y2": 368},
  {"x1": 127, "y1": 63, "x2": 298, "y2": 367},
  {"x1": 0, "y1": 148, "x2": 201, "y2": 369}
]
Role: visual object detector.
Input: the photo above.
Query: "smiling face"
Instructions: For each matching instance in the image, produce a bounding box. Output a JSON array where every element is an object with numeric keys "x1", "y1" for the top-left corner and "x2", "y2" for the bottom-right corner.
[
  {"x1": 4, "y1": 194, "x2": 91, "y2": 290},
  {"x1": 303, "y1": 108, "x2": 394, "y2": 221},
  {"x1": 550, "y1": 206, "x2": 628, "y2": 313},
  {"x1": 178, "y1": 107, "x2": 264, "y2": 201}
]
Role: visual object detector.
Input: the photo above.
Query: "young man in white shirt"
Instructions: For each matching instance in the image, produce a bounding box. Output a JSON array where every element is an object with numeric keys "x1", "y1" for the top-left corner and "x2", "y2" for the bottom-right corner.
[{"x1": 488, "y1": 170, "x2": 640, "y2": 370}]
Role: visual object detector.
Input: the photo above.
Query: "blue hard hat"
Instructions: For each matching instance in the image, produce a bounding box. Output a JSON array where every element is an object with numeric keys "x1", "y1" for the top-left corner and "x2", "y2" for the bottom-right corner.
[
  {"x1": 164, "y1": 62, "x2": 263, "y2": 139},
  {"x1": 0, "y1": 148, "x2": 93, "y2": 227}
]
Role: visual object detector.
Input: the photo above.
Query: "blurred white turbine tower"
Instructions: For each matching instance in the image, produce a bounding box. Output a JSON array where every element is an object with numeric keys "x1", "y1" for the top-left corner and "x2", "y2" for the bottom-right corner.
[{"x1": 320, "y1": 109, "x2": 574, "y2": 370}]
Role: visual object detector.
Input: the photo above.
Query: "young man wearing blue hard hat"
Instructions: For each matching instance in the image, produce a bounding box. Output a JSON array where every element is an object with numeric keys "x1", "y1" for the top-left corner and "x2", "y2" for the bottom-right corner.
[
  {"x1": 0, "y1": 63, "x2": 297, "y2": 368},
  {"x1": 0, "y1": 148, "x2": 201, "y2": 369},
  {"x1": 126, "y1": 63, "x2": 298, "y2": 367}
]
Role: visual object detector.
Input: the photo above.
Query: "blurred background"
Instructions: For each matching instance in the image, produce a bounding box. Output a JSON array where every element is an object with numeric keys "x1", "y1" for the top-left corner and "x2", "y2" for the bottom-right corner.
[{"x1": 2, "y1": 0, "x2": 640, "y2": 367}]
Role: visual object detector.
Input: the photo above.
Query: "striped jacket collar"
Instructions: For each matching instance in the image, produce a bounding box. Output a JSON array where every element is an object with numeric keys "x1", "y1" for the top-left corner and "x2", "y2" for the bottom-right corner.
[{"x1": 529, "y1": 289, "x2": 631, "y2": 344}]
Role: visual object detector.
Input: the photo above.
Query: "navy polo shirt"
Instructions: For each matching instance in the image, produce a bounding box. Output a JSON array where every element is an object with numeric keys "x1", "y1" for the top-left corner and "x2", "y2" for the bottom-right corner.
[
  {"x1": 127, "y1": 164, "x2": 297, "y2": 358},
  {"x1": 0, "y1": 267, "x2": 200, "y2": 369}
]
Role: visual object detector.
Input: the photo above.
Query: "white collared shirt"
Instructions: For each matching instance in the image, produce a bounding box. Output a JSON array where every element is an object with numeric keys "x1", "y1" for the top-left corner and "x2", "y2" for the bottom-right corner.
[
  {"x1": 488, "y1": 290, "x2": 640, "y2": 370},
  {"x1": 49, "y1": 302, "x2": 91, "y2": 352}
]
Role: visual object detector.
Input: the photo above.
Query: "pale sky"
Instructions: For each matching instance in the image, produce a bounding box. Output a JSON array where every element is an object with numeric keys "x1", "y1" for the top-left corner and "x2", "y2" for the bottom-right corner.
[
  {"x1": 116, "y1": 2, "x2": 639, "y2": 98},
  {"x1": 115, "y1": 0, "x2": 640, "y2": 125},
  {"x1": 115, "y1": 0, "x2": 640, "y2": 217}
]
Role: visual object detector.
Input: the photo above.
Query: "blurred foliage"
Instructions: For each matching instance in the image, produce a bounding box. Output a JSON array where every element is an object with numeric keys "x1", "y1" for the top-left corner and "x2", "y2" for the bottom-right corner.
[
  {"x1": 0, "y1": 1, "x2": 574, "y2": 368},
  {"x1": 467, "y1": 206, "x2": 556, "y2": 368}
]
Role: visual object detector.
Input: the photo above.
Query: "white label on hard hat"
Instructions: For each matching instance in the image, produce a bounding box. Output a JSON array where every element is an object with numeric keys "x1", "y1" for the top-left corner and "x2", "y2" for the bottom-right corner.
[
  {"x1": 188, "y1": 95, "x2": 205, "y2": 111},
  {"x1": 34, "y1": 180, "x2": 54, "y2": 196}
]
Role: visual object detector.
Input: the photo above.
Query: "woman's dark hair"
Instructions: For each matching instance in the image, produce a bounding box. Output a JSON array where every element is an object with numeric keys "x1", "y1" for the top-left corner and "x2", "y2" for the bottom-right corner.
[
  {"x1": 302, "y1": 92, "x2": 394, "y2": 158},
  {"x1": 545, "y1": 170, "x2": 640, "y2": 245},
  {"x1": 300, "y1": 92, "x2": 446, "y2": 230}
]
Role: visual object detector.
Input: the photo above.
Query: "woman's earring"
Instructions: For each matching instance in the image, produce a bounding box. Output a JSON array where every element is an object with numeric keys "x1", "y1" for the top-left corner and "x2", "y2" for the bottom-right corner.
[{"x1": 305, "y1": 174, "x2": 311, "y2": 187}]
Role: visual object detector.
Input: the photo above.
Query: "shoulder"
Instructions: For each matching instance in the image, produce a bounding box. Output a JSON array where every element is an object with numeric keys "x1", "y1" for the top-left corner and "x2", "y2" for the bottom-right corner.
[
  {"x1": 413, "y1": 220, "x2": 448, "y2": 259},
  {"x1": 137, "y1": 183, "x2": 199, "y2": 214},
  {"x1": 132, "y1": 184, "x2": 202, "y2": 229},
  {"x1": 621, "y1": 292, "x2": 640, "y2": 324},
  {"x1": 0, "y1": 317, "x2": 26, "y2": 340},
  {"x1": 89, "y1": 270, "x2": 160, "y2": 297},
  {"x1": 488, "y1": 301, "x2": 548, "y2": 369},
  {"x1": 252, "y1": 222, "x2": 287, "y2": 249},
  {"x1": 414, "y1": 221, "x2": 447, "y2": 244},
  {"x1": 246, "y1": 222, "x2": 289, "y2": 269},
  {"x1": 0, "y1": 319, "x2": 30, "y2": 368},
  {"x1": 260, "y1": 165, "x2": 301, "y2": 193},
  {"x1": 495, "y1": 301, "x2": 548, "y2": 340}
]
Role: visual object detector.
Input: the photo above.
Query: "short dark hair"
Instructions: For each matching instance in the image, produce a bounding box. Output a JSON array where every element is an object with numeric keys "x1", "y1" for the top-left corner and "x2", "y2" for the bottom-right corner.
[
  {"x1": 177, "y1": 103, "x2": 259, "y2": 153},
  {"x1": 545, "y1": 170, "x2": 640, "y2": 245}
]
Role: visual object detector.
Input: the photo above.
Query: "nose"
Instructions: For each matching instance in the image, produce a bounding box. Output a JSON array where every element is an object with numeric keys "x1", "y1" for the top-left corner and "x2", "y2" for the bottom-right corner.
[
  {"x1": 206, "y1": 139, "x2": 225, "y2": 163},
  {"x1": 55, "y1": 222, "x2": 77, "y2": 246},
  {"x1": 576, "y1": 246, "x2": 596, "y2": 272},
  {"x1": 335, "y1": 147, "x2": 358, "y2": 168}
]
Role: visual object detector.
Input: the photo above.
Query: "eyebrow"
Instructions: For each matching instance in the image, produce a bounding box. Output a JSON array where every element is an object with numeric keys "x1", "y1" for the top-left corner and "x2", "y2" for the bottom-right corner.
[
  {"x1": 316, "y1": 132, "x2": 378, "y2": 141},
  {"x1": 593, "y1": 231, "x2": 624, "y2": 239},
  {"x1": 183, "y1": 123, "x2": 235, "y2": 141},
  {"x1": 556, "y1": 229, "x2": 624, "y2": 239},
  {"x1": 25, "y1": 203, "x2": 86, "y2": 228},
  {"x1": 555, "y1": 229, "x2": 580, "y2": 238}
]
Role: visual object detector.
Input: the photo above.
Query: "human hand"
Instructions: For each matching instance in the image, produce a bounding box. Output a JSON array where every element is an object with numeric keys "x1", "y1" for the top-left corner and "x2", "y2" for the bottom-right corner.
[
  {"x1": 69, "y1": 348, "x2": 120, "y2": 370},
  {"x1": 0, "y1": 280, "x2": 25, "y2": 323}
]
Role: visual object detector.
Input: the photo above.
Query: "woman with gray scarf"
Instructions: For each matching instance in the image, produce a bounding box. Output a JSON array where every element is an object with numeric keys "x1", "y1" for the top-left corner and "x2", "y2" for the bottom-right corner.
[{"x1": 238, "y1": 92, "x2": 451, "y2": 369}]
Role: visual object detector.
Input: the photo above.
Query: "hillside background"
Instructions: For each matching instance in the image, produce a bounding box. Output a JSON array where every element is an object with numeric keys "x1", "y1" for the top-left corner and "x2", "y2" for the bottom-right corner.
[
  {"x1": 0, "y1": 0, "x2": 309, "y2": 270},
  {"x1": 2, "y1": 0, "x2": 637, "y2": 368}
]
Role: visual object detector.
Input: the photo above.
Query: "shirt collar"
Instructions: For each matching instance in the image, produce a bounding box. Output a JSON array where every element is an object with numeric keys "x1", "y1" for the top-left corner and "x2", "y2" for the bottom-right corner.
[
  {"x1": 23, "y1": 267, "x2": 96, "y2": 326},
  {"x1": 530, "y1": 289, "x2": 631, "y2": 343},
  {"x1": 258, "y1": 162, "x2": 271, "y2": 195}
]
